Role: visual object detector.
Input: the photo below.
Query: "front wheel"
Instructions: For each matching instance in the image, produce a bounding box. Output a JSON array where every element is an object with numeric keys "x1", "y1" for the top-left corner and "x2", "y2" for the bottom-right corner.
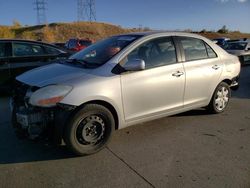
[
  {"x1": 64, "y1": 104, "x2": 115, "y2": 155},
  {"x1": 206, "y1": 82, "x2": 231, "y2": 114}
]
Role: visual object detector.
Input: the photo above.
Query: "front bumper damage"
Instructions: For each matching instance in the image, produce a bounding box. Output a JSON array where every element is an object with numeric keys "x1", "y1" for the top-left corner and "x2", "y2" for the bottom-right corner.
[{"x1": 11, "y1": 81, "x2": 76, "y2": 144}]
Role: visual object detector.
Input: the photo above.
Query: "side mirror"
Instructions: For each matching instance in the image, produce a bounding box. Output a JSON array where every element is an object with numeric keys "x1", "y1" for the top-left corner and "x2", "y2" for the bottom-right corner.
[
  {"x1": 123, "y1": 59, "x2": 145, "y2": 71},
  {"x1": 247, "y1": 48, "x2": 250, "y2": 51}
]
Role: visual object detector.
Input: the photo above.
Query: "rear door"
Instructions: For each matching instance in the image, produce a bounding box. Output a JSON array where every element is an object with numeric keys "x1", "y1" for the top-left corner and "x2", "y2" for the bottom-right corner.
[
  {"x1": 0, "y1": 42, "x2": 12, "y2": 88},
  {"x1": 177, "y1": 37, "x2": 222, "y2": 107}
]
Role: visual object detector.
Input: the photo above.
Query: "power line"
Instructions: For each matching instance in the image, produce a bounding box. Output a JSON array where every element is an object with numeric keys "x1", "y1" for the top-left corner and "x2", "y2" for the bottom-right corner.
[
  {"x1": 34, "y1": 0, "x2": 47, "y2": 25},
  {"x1": 77, "y1": 0, "x2": 96, "y2": 22}
]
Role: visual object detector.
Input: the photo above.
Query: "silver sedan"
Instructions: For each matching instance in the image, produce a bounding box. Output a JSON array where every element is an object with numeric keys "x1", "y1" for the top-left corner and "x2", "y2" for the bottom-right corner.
[
  {"x1": 225, "y1": 41, "x2": 250, "y2": 64},
  {"x1": 13, "y1": 31, "x2": 241, "y2": 155}
]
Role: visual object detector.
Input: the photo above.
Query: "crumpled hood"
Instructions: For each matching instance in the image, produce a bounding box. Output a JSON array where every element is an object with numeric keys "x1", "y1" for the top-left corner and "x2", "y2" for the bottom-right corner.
[{"x1": 16, "y1": 63, "x2": 93, "y2": 87}]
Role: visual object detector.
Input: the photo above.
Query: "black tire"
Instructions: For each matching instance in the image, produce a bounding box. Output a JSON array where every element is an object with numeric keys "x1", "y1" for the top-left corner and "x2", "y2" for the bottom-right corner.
[
  {"x1": 206, "y1": 82, "x2": 231, "y2": 114},
  {"x1": 64, "y1": 104, "x2": 115, "y2": 155}
]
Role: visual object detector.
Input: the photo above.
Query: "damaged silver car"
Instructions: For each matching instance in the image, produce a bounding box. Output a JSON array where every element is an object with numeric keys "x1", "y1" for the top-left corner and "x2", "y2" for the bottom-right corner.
[{"x1": 12, "y1": 32, "x2": 241, "y2": 155}]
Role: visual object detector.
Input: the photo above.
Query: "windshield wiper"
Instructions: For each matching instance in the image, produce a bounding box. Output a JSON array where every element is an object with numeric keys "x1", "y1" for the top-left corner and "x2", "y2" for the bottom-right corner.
[
  {"x1": 65, "y1": 59, "x2": 88, "y2": 67},
  {"x1": 64, "y1": 59, "x2": 102, "y2": 68}
]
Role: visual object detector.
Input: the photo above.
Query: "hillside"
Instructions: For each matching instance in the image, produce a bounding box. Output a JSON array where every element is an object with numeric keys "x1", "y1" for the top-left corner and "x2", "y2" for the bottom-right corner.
[
  {"x1": 0, "y1": 22, "x2": 250, "y2": 42},
  {"x1": 0, "y1": 22, "x2": 139, "y2": 42}
]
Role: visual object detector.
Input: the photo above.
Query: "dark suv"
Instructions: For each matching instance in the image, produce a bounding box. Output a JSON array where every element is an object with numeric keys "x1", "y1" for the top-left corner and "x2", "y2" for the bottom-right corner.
[{"x1": 0, "y1": 39, "x2": 70, "y2": 92}]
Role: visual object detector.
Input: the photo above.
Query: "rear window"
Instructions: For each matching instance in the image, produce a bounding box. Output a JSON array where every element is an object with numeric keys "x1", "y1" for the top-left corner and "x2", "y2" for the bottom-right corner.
[
  {"x1": 180, "y1": 37, "x2": 217, "y2": 61},
  {"x1": 205, "y1": 44, "x2": 217, "y2": 58},
  {"x1": 180, "y1": 37, "x2": 208, "y2": 61},
  {"x1": 44, "y1": 46, "x2": 61, "y2": 55}
]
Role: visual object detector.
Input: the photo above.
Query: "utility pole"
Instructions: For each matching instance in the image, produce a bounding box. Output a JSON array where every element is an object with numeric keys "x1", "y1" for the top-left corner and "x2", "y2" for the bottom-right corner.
[
  {"x1": 34, "y1": 0, "x2": 47, "y2": 25},
  {"x1": 77, "y1": 0, "x2": 96, "y2": 22}
]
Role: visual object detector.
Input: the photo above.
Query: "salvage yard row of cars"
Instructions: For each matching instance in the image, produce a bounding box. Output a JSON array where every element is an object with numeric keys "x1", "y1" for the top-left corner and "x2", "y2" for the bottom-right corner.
[
  {"x1": 213, "y1": 37, "x2": 250, "y2": 65},
  {"x1": 0, "y1": 35, "x2": 248, "y2": 93},
  {"x1": 2, "y1": 31, "x2": 240, "y2": 155}
]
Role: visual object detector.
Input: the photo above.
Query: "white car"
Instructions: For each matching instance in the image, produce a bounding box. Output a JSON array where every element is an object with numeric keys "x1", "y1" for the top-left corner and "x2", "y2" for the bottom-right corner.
[
  {"x1": 225, "y1": 41, "x2": 250, "y2": 65},
  {"x1": 12, "y1": 32, "x2": 241, "y2": 155}
]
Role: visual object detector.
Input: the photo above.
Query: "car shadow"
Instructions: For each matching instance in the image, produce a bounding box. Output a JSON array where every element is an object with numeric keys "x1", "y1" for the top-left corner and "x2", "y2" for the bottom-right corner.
[
  {"x1": 0, "y1": 126, "x2": 77, "y2": 164},
  {"x1": 232, "y1": 65, "x2": 250, "y2": 99},
  {"x1": 173, "y1": 108, "x2": 213, "y2": 117},
  {"x1": 0, "y1": 96, "x2": 79, "y2": 165}
]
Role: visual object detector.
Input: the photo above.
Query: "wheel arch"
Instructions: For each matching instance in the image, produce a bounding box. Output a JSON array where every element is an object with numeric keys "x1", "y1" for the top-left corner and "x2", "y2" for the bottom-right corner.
[
  {"x1": 221, "y1": 79, "x2": 232, "y2": 85},
  {"x1": 77, "y1": 100, "x2": 119, "y2": 130},
  {"x1": 207, "y1": 79, "x2": 232, "y2": 107}
]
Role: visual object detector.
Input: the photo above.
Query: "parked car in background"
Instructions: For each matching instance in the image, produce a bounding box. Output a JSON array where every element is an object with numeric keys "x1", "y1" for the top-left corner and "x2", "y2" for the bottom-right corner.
[
  {"x1": 12, "y1": 32, "x2": 240, "y2": 155},
  {"x1": 224, "y1": 41, "x2": 250, "y2": 65},
  {"x1": 212, "y1": 37, "x2": 230, "y2": 48},
  {"x1": 64, "y1": 38, "x2": 93, "y2": 53},
  {"x1": 0, "y1": 39, "x2": 70, "y2": 92}
]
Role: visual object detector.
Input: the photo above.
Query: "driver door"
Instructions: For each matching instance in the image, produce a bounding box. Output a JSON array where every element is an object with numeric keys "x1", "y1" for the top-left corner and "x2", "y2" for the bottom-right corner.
[{"x1": 120, "y1": 37, "x2": 185, "y2": 122}]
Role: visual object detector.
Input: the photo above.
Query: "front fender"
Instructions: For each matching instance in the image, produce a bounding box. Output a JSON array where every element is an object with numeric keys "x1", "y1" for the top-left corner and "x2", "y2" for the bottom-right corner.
[{"x1": 60, "y1": 76, "x2": 126, "y2": 129}]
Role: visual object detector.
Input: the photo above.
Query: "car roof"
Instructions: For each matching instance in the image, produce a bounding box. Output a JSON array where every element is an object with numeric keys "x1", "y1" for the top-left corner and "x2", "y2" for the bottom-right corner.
[
  {"x1": 117, "y1": 31, "x2": 209, "y2": 40},
  {"x1": 0, "y1": 39, "x2": 68, "y2": 52},
  {"x1": 0, "y1": 38, "x2": 60, "y2": 47}
]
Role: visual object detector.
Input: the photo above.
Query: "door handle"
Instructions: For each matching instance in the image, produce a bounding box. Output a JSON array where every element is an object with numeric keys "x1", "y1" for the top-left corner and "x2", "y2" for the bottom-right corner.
[
  {"x1": 172, "y1": 71, "x2": 184, "y2": 77},
  {"x1": 212, "y1": 65, "x2": 220, "y2": 70}
]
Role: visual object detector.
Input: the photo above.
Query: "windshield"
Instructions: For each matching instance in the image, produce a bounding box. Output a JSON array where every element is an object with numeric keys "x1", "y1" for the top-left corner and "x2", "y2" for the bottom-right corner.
[
  {"x1": 69, "y1": 35, "x2": 142, "y2": 66},
  {"x1": 225, "y1": 42, "x2": 247, "y2": 50}
]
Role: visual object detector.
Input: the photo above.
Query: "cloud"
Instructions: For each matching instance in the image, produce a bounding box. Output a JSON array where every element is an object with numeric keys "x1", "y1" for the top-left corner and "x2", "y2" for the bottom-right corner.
[
  {"x1": 217, "y1": 0, "x2": 248, "y2": 2},
  {"x1": 217, "y1": 0, "x2": 229, "y2": 3}
]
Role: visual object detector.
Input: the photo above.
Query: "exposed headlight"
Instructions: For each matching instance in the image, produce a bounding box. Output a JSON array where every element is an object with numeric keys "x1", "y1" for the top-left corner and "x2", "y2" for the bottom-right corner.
[{"x1": 29, "y1": 85, "x2": 72, "y2": 107}]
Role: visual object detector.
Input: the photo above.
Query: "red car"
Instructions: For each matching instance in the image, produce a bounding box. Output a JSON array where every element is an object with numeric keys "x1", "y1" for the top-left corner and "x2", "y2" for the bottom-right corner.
[{"x1": 65, "y1": 38, "x2": 93, "y2": 52}]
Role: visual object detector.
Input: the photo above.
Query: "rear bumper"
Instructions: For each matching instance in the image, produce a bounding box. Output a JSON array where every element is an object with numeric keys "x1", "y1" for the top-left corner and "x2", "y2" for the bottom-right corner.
[{"x1": 230, "y1": 76, "x2": 240, "y2": 91}]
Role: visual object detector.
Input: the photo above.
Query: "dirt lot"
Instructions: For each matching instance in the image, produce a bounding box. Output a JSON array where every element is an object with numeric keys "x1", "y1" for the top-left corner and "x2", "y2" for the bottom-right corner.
[{"x1": 0, "y1": 66, "x2": 250, "y2": 188}]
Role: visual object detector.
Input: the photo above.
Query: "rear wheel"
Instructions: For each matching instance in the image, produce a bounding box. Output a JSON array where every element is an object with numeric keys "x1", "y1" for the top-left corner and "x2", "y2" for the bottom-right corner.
[
  {"x1": 64, "y1": 104, "x2": 115, "y2": 155},
  {"x1": 206, "y1": 82, "x2": 231, "y2": 114}
]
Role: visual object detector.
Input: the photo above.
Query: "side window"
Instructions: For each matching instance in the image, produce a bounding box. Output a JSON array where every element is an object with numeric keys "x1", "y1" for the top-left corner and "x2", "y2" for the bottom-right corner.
[
  {"x1": 0, "y1": 43, "x2": 7, "y2": 58},
  {"x1": 180, "y1": 37, "x2": 208, "y2": 61},
  {"x1": 126, "y1": 37, "x2": 177, "y2": 69},
  {"x1": 13, "y1": 43, "x2": 45, "y2": 57},
  {"x1": 44, "y1": 46, "x2": 61, "y2": 55},
  {"x1": 31, "y1": 45, "x2": 44, "y2": 55},
  {"x1": 205, "y1": 43, "x2": 217, "y2": 58}
]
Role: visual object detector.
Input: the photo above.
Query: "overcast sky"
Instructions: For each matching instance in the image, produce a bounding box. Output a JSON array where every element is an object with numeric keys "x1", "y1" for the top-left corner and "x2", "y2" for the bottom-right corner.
[{"x1": 0, "y1": 0, "x2": 249, "y2": 32}]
